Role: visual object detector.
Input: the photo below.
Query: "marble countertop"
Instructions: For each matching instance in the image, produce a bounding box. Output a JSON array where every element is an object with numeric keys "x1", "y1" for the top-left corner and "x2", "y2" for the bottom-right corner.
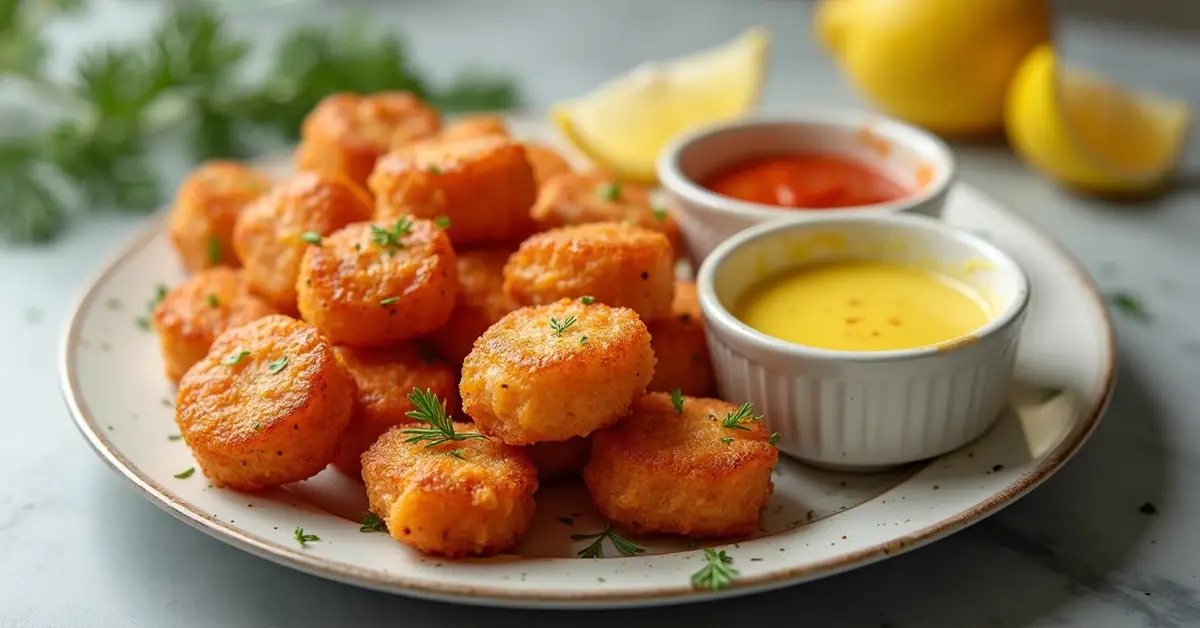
[{"x1": 3, "y1": 1, "x2": 1199, "y2": 626}]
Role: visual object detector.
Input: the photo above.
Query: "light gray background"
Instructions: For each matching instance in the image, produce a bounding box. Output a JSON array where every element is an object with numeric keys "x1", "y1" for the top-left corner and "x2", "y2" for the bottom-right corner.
[{"x1": 3, "y1": 1, "x2": 1200, "y2": 626}]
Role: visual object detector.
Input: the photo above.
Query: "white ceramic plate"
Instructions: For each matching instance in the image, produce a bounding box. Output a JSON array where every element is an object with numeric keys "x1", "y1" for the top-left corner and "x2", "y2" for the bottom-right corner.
[{"x1": 60, "y1": 116, "x2": 1114, "y2": 609}]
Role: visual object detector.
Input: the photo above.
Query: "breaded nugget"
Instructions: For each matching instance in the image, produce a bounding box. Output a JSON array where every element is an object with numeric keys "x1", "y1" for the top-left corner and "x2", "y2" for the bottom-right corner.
[
  {"x1": 233, "y1": 172, "x2": 373, "y2": 309},
  {"x1": 152, "y1": 268, "x2": 280, "y2": 382},
  {"x1": 460, "y1": 299, "x2": 655, "y2": 444},
  {"x1": 530, "y1": 173, "x2": 682, "y2": 254},
  {"x1": 296, "y1": 218, "x2": 457, "y2": 346},
  {"x1": 584, "y1": 393, "x2": 778, "y2": 538},
  {"x1": 527, "y1": 437, "x2": 590, "y2": 483},
  {"x1": 175, "y1": 315, "x2": 355, "y2": 491},
  {"x1": 647, "y1": 282, "x2": 716, "y2": 397},
  {"x1": 332, "y1": 344, "x2": 460, "y2": 476},
  {"x1": 523, "y1": 143, "x2": 574, "y2": 188},
  {"x1": 503, "y1": 223, "x2": 675, "y2": 320},
  {"x1": 369, "y1": 135, "x2": 537, "y2": 246},
  {"x1": 295, "y1": 92, "x2": 441, "y2": 188},
  {"x1": 168, "y1": 161, "x2": 270, "y2": 271},
  {"x1": 439, "y1": 115, "x2": 509, "y2": 141},
  {"x1": 361, "y1": 413, "x2": 538, "y2": 557},
  {"x1": 428, "y1": 247, "x2": 519, "y2": 367}
]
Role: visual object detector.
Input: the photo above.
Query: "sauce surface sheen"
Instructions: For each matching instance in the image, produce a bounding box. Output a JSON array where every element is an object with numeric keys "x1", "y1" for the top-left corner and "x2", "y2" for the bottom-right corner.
[{"x1": 702, "y1": 154, "x2": 908, "y2": 209}]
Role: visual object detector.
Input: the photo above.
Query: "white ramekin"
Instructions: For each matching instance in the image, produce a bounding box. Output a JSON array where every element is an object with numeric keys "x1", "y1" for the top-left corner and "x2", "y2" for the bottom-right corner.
[
  {"x1": 657, "y1": 110, "x2": 956, "y2": 265},
  {"x1": 696, "y1": 213, "x2": 1030, "y2": 470}
]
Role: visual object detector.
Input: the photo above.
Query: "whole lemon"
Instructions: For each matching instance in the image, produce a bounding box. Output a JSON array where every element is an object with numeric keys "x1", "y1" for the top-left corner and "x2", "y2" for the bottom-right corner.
[{"x1": 817, "y1": 0, "x2": 1050, "y2": 136}]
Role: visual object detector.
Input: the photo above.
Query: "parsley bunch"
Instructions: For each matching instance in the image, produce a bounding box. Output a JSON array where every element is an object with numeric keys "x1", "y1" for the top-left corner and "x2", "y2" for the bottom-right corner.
[{"x1": 0, "y1": 0, "x2": 521, "y2": 244}]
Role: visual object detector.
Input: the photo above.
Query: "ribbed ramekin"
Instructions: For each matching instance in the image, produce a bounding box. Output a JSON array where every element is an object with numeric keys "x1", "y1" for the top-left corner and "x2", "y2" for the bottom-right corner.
[{"x1": 696, "y1": 214, "x2": 1030, "y2": 470}]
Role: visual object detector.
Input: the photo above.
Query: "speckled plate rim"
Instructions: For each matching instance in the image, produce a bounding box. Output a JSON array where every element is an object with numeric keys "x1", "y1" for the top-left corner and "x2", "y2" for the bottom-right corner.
[{"x1": 58, "y1": 129, "x2": 1115, "y2": 611}]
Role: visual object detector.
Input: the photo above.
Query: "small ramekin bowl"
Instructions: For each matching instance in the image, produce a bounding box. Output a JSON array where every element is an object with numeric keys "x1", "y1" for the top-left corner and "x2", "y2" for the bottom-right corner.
[
  {"x1": 696, "y1": 213, "x2": 1030, "y2": 470},
  {"x1": 657, "y1": 110, "x2": 956, "y2": 265}
]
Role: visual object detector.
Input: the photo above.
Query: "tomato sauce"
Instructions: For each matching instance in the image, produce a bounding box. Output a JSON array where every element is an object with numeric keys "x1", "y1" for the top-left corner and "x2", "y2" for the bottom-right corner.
[{"x1": 701, "y1": 154, "x2": 908, "y2": 209}]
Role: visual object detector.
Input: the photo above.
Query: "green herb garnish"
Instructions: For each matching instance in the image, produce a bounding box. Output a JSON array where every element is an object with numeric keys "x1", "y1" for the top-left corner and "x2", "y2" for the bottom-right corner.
[
  {"x1": 579, "y1": 335, "x2": 588, "y2": 344},
  {"x1": 371, "y1": 218, "x2": 413, "y2": 250},
  {"x1": 434, "y1": 215, "x2": 451, "y2": 228},
  {"x1": 267, "y1": 356, "x2": 288, "y2": 373},
  {"x1": 651, "y1": 206, "x2": 668, "y2": 221},
  {"x1": 690, "y1": 548, "x2": 738, "y2": 590},
  {"x1": 174, "y1": 467, "x2": 195, "y2": 479},
  {"x1": 550, "y1": 315, "x2": 577, "y2": 337},
  {"x1": 768, "y1": 432, "x2": 780, "y2": 445},
  {"x1": 222, "y1": 349, "x2": 250, "y2": 365},
  {"x1": 721, "y1": 402, "x2": 762, "y2": 431},
  {"x1": 579, "y1": 295, "x2": 595, "y2": 305},
  {"x1": 1108, "y1": 292, "x2": 1151, "y2": 323},
  {"x1": 598, "y1": 181, "x2": 621, "y2": 202},
  {"x1": 428, "y1": 165, "x2": 443, "y2": 175},
  {"x1": 205, "y1": 294, "x2": 219, "y2": 308},
  {"x1": 719, "y1": 436, "x2": 734, "y2": 446},
  {"x1": 168, "y1": 434, "x2": 182, "y2": 441},
  {"x1": 360, "y1": 513, "x2": 385, "y2": 532},
  {"x1": 294, "y1": 527, "x2": 320, "y2": 547},
  {"x1": 299, "y1": 231, "x2": 322, "y2": 245},
  {"x1": 669, "y1": 388, "x2": 685, "y2": 415},
  {"x1": 400, "y1": 388, "x2": 488, "y2": 448},
  {"x1": 571, "y1": 524, "x2": 644, "y2": 558},
  {"x1": 206, "y1": 237, "x2": 222, "y2": 265},
  {"x1": 380, "y1": 296, "x2": 400, "y2": 306},
  {"x1": 446, "y1": 448, "x2": 466, "y2": 460}
]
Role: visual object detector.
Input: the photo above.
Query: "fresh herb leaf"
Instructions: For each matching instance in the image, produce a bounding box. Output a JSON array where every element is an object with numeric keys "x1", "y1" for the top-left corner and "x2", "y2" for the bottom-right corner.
[
  {"x1": 571, "y1": 524, "x2": 644, "y2": 559},
  {"x1": 222, "y1": 349, "x2": 250, "y2": 365},
  {"x1": 434, "y1": 215, "x2": 450, "y2": 228},
  {"x1": 206, "y1": 236, "x2": 222, "y2": 264},
  {"x1": 400, "y1": 387, "x2": 488, "y2": 448},
  {"x1": 579, "y1": 295, "x2": 595, "y2": 305},
  {"x1": 598, "y1": 181, "x2": 621, "y2": 201},
  {"x1": 360, "y1": 513, "x2": 385, "y2": 532},
  {"x1": 549, "y1": 315, "x2": 577, "y2": 337},
  {"x1": 1108, "y1": 292, "x2": 1151, "y2": 323},
  {"x1": 135, "y1": 316, "x2": 151, "y2": 331},
  {"x1": 446, "y1": 448, "x2": 466, "y2": 460},
  {"x1": 719, "y1": 436, "x2": 734, "y2": 446},
  {"x1": 768, "y1": 432, "x2": 780, "y2": 445},
  {"x1": 205, "y1": 294, "x2": 219, "y2": 308},
  {"x1": 294, "y1": 526, "x2": 320, "y2": 546},
  {"x1": 669, "y1": 388, "x2": 685, "y2": 415},
  {"x1": 721, "y1": 402, "x2": 762, "y2": 431},
  {"x1": 690, "y1": 548, "x2": 739, "y2": 590},
  {"x1": 299, "y1": 231, "x2": 322, "y2": 245},
  {"x1": 579, "y1": 335, "x2": 588, "y2": 344},
  {"x1": 168, "y1": 434, "x2": 182, "y2": 441},
  {"x1": 428, "y1": 165, "x2": 443, "y2": 175},
  {"x1": 267, "y1": 356, "x2": 288, "y2": 373},
  {"x1": 651, "y1": 206, "x2": 668, "y2": 221},
  {"x1": 174, "y1": 467, "x2": 195, "y2": 479},
  {"x1": 371, "y1": 219, "x2": 413, "y2": 250},
  {"x1": 380, "y1": 296, "x2": 400, "y2": 306}
]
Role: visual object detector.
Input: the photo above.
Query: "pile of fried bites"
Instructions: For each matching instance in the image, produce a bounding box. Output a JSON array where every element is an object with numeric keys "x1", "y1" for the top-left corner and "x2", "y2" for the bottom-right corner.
[{"x1": 157, "y1": 92, "x2": 779, "y2": 559}]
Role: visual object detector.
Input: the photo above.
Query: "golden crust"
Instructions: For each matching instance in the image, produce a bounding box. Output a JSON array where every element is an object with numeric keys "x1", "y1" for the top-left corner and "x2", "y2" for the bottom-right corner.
[
  {"x1": 460, "y1": 299, "x2": 655, "y2": 444},
  {"x1": 168, "y1": 161, "x2": 270, "y2": 271},
  {"x1": 296, "y1": 218, "x2": 458, "y2": 347},
  {"x1": 152, "y1": 268, "x2": 280, "y2": 382},
  {"x1": 584, "y1": 393, "x2": 778, "y2": 538},
  {"x1": 295, "y1": 92, "x2": 441, "y2": 189},
  {"x1": 503, "y1": 222, "x2": 675, "y2": 320},
  {"x1": 439, "y1": 115, "x2": 509, "y2": 142},
  {"x1": 174, "y1": 315, "x2": 356, "y2": 491},
  {"x1": 331, "y1": 344, "x2": 460, "y2": 476},
  {"x1": 361, "y1": 424, "x2": 538, "y2": 557},
  {"x1": 368, "y1": 135, "x2": 537, "y2": 246},
  {"x1": 530, "y1": 173, "x2": 681, "y2": 255},
  {"x1": 523, "y1": 143, "x2": 574, "y2": 188},
  {"x1": 647, "y1": 282, "x2": 716, "y2": 397},
  {"x1": 232, "y1": 172, "x2": 373, "y2": 310},
  {"x1": 427, "y1": 247, "x2": 519, "y2": 367},
  {"x1": 527, "y1": 437, "x2": 591, "y2": 483}
]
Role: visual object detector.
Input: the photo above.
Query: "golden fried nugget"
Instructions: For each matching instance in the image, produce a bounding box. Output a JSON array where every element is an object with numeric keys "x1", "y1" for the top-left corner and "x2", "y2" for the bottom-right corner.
[
  {"x1": 584, "y1": 393, "x2": 778, "y2": 538},
  {"x1": 460, "y1": 299, "x2": 655, "y2": 444},
  {"x1": 232, "y1": 173, "x2": 373, "y2": 310},
  {"x1": 440, "y1": 115, "x2": 509, "y2": 141},
  {"x1": 530, "y1": 173, "x2": 682, "y2": 254},
  {"x1": 168, "y1": 161, "x2": 270, "y2": 271},
  {"x1": 296, "y1": 218, "x2": 457, "y2": 346},
  {"x1": 523, "y1": 143, "x2": 574, "y2": 188},
  {"x1": 369, "y1": 135, "x2": 537, "y2": 246},
  {"x1": 503, "y1": 223, "x2": 675, "y2": 320},
  {"x1": 428, "y1": 247, "x2": 519, "y2": 367},
  {"x1": 295, "y1": 92, "x2": 441, "y2": 189},
  {"x1": 361, "y1": 422, "x2": 538, "y2": 557},
  {"x1": 152, "y1": 268, "x2": 280, "y2": 382},
  {"x1": 332, "y1": 344, "x2": 460, "y2": 476},
  {"x1": 527, "y1": 437, "x2": 590, "y2": 483},
  {"x1": 175, "y1": 315, "x2": 356, "y2": 491},
  {"x1": 647, "y1": 282, "x2": 716, "y2": 397}
]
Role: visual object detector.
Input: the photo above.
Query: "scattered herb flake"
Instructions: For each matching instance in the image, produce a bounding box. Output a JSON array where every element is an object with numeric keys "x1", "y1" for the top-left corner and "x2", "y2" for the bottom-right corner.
[
  {"x1": 721, "y1": 402, "x2": 762, "y2": 431},
  {"x1": 380, "y1": 296, "x2": 401, "y2": 306},
  {"x1": 446, "y1": 448, "x2": 467, "y2": 460},
  {"x1": 371, "y1": 219, "x2": 413, "y2": 250},
  {"x1": 207, "y1": 237, "x2": 222, "y2": 264},
  {"x1": 360, "y1": 513, "x2": 386, "y2": 532},
  {"x1": 579, "y1": 295, "x2": 595, "y2": 305},
  {"x1": 1107, "y1": 292, "x2": 1151, "y2": 323},
  {"x1": 669, "y1": 388, "x2": 685, "y2": 415},
  {"x1": 719, "y1": 436, "x2": 734, "y2": 446},
  {"x1": 768, "y1": 432, "x2": 780, "y2": 445},
  {"x1": 691, "y1": 548, "x2": 738, "y2": 590},
  {"x1": 571, "y1": 524, "x2": 644, "y2": 559},
  {"x1": 267, "y1": 356, "x2": 289, "y2": 373},
  {"x1": 168, "y1": 434, "x2": 183, "y2": 441},
  {"x1": 294, "y1": 526, "x2": 320, "y2": 546},
  {"x1": 579, "y1": 335, "x2": 588, "y2": 344},
  {"x1": 299, "y1": 231, "x2": 322, "y2": 245},
  {"x1": 205, "y1": 294, "x2": 219, "y2": 308},
  {"x1": 222, "y1": 349, "x2": 250, "y2": 365},
  {"x1": 549, "y1": 315, "x2": 577, "y2": 337},
  {"x1": 428, "y1": 165, "x2": 443, "y2": 175},
  {"x1": 652, "y1": 206, "x2": 668, "y2": 221},
  {"x1": 135, "y1": 316, "x2": 151, "y2": 331},
  {"x1": 557, "y1": 516, "x2": 575, "y2": 526},
  {"x1": 598, "y1": 181, "x2": 621, "y2": 201},
  {"x1": 434, "y1": 215, "x2": 451, "y2": 228},
  {"x1": 174, "y1": 467, "x2": 195, "y2": 479},
  {"x1": 401, "y1": 388, "x2": 488, "y2": 447}
]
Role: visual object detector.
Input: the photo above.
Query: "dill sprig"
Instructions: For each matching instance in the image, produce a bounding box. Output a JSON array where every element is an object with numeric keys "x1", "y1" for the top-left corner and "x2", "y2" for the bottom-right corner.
[
  {"x1": 400, "y1": 388, "x2": 487, "y2": 448},
  {"x1": 571, "y1": 524, "x2": 644, "y2": 559},
  {"x1": 690, "y1": 548, "x2": 739, "y2": 590},
  {"x1": 549, "y1": 315, "x2": 577, "y2": 337},
  {"x1": 720, "y1": 402, "x2": 762, "y2": 431}
]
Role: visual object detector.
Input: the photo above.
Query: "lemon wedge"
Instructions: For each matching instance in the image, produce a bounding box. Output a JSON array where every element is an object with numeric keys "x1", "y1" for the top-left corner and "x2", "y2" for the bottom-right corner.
[
  {"x1": 552, "y1": 28, "x2": 770, "y2": 183},
  {"x1": 1005, "y1": 44, "x2": 1190, "y2": 195}
]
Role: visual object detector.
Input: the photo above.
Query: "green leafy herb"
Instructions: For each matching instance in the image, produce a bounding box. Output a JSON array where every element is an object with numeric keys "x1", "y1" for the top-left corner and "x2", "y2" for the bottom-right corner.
[
  {"x1": 721, "y1": 402, "x2": 762, "y2": 431},
  {"x1": 299, "y1": 231, "x2": 322, "y2": 245},
  {"x1": 768, "y1": 432, "x2": 780, "y2": 445},
  {"x1": 690, "y1": 548, "x2": 738, "y2": 590},
  {"x1": 579, "y1": 295, "x2": 595, "y2": 305},
  {"x1": 669, "y1": 388, "x2": 685, "y2": 415},
  {"x1": 205, "y1": 294, "x2": 219, "y2": 308},
  {"x1": 135, "y1": 317, "x2": 151, "y2": 331},
  {"x1": 550, "y1": 315, "x2": 577, "y2": 337},
  {"x1": 434, "y1": 215, "x2": 451, "y2": 228},
  {"x1": 380, "y1": 296, "x2": 400, "y2": 306},
  {"x1": 428, "y1": 165, "x2": 443, "y2": 175},
  {"x1": 360, "y1": 513, "x2": 385, "y2": 532},
  {"x1": 222, "y1": 349, "x2": 250, "y2": 365},
  {"x1": 1107, "y1": 292, "x2": 1151, "y2": 323},
  {"x1": 571, "y1": 524, "x2": 644, "y2": 558},
  {"x1": 267, "y1": 356, "x2": 289, "y2": 373},
  {"x1": 651, "y1": 206, "x2": 668, "y2": 221},
  {"x1": 294, "y1": 526, "x2": 320, "y2": 546},
  {"x1": 598, "y1": 181, "x2": 621, "y2": 202},
  {"x1": 446, "y1": 448, "x2": 466, "y2": 460},
  {"x1": 579, "y1": 335, "x2": 588, "y2": 344},
  {"x1": 719, "y1": 436, "x2": 734, "y2": 446},
  {"x1": 174, "y1": 467, "x2": 195, "y2": 479},
  {"x1": 371, "y1": 219, "x2": 413, "y2": 250},
  {"x1": 400, "y1": 387, "x2": 488, "y2": 448},
  {"x1": 168, "y1": 434, "x2": 182, "y2": 441}
]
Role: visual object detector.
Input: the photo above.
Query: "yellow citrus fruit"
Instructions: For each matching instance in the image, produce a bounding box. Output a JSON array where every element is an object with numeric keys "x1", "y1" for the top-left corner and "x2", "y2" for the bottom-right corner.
[
  {"x1": 552, "y1": 28, "x2": 769, "y2": 183},
  {"x1": 1005, "y1": 44, "x2": 1190, "y2": 195}
]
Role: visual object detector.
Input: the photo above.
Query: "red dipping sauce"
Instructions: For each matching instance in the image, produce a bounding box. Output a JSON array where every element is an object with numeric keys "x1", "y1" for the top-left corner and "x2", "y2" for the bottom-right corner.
[{"x1": 701, "y1": 154, "x2": 909, "y2": 209}]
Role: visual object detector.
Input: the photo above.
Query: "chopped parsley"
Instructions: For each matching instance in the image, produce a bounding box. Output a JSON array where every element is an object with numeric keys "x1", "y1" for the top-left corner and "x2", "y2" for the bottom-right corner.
[
  {"x1": 579, "y1": 335, "x2": 588, "y2": 344},
  {"x1": 597, "y1": 181, "x2": 621, "y2": 202},
  {"x1": 371, "y1": 218, "x2": 413, "y2": 250},
  {"x1": 446, "y1": 448, "x2": 467, "y2": 460},
  {"x1": 205, "y1": 294, "x2": 219, "y2": 308},
  {"x1": 721, "y1": 402, "x2": 762, "y2": 431},
  {"x1": 691, "y1": 548, "x2": 738, "y2": 590},
  {"x1": 267, "y1": 356, "x2": 289, "y2": 373},
  {"x1": 1107, "y1": 292, "x2": 1151, "y2": 323},
  {"x1": 400, "y1": 388, "x2": 488, "y2": 448},
  {"x1": 550, "y1": 315, "x2": 577, "y2": 337},
  {"x1": 206, "y1": 236, "x2": 222, "y2": 264},
  {"x1": 380, "y1": 296, "x2": 401, "y2": 306},
  {"x1": 768, "y1": 432, "x2": 781, "y2": 445},
  {"x1": 651, "y1": 206, "x2": 668, "y2": 221},
  {"x1": 579, "y1": 295, "x2": 595, "y2": 305},
  {"x1": 669, "y1": 388, "x2": 685, "y2": 415},
  {"x1": 434, "y1": 215, "x2": 451, "y2": 229},
  {"x1": 168, "y1": 434, "x2": 182, "y2": 441},
  {"x1": 571, "y1": 524, "x2": 644, "y2": 558},
  {"x1": 222, "y1": 349, "x2": 250, "y2": 365},
  {"x1": 174, "y1": 467, "x2": 195, "y2": 479},
  {"x1": 360, "y1": 513, "x2": 386, "y2": 532},
  {"x1": 428, "y1": 165, "x2": 443, "y2": 175},
  {"x1": 719, "y1": 436, "x2": 734, "y2": 446},
  {"x1": 294, "y1": 526, "x2": 320, "y2": 546},
  {"x1": 299, "y1": 231, "x2": 322, "y2": 245}
]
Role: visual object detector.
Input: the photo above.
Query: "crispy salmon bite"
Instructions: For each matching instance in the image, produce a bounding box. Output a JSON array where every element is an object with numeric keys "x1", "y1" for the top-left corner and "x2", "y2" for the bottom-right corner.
[
  {"x1": 460, "y1": 299, "x2": 655, "y2": 444},
  {"x1": 428, "y1": 247, "x2": 519, "y2": 367},
  {"x1": 296, "y1": 218, "x2": 457, "y2": 347},
  {"x1": 439, "y1": 115, "x2": 509, "y2": 141},
  {"x1": 530, "y1": 173, "x2": 682, "y2": 254},
  {"x1": 523, "y1": 143, "x2": 573, "y2": 187},
  {"x1": 361, "y1": 389, "x2": 538, "y2": 558},
  {"x1": 152, "y1": 268, "x2": 280, "y2": 382},
  {"x1": 331, "y1": 344, "x2": 460, "y2": 476},
  {"x1": 295, "y1": 92, "x2": 441, "y2": 189},
  {"x1": 168, "y1": 161, "x2": 271, "y2": 271},
  {"x1": 503, "y1": 222, "x2": 675, "y2": 320},
  {"x1": 585, "y1": 393, "x2": 778, "y2": 538},
  {"x1": 174, "y1": 316, "x2": 356, "y2": 492},
  {"x1": 647, "y1": 281, "x2": 717, "y2": 397},
  {"x1": 232, "y1": 172, "x2": 373, "y2": 310},
  {"x1": 369, "y1": 135, "x2": 538, "y2": 247}
]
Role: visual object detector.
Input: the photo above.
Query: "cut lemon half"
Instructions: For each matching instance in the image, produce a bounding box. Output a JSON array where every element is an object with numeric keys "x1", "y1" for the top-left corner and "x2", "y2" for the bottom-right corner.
[
  {"x1": 553, "y1": 28, "x2": 770, "y2": 183},
  {"x1": 1005, "y1": 44, "x2": 1190, "y2": 196}
]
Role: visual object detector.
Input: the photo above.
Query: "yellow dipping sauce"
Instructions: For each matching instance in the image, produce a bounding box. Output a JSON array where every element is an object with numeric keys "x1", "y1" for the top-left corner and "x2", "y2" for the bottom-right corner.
[{"x1": 734, "y1": 260, "x2": 990, "y2": 352}]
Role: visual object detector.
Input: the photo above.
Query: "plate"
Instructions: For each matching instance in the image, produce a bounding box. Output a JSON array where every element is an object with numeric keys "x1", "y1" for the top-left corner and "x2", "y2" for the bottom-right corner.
[{"x1": 59, "y1": 116, "x2": 1114, "y2": 609}]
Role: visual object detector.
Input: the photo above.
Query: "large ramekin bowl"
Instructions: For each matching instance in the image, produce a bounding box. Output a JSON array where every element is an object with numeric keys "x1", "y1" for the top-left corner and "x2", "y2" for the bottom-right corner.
[
  {"x1": 696, "y1": 213, "x2": 1030, "y2": 470},
  {"x1": 658, "y1": 110, "x2": 956, "y2": 265}
]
